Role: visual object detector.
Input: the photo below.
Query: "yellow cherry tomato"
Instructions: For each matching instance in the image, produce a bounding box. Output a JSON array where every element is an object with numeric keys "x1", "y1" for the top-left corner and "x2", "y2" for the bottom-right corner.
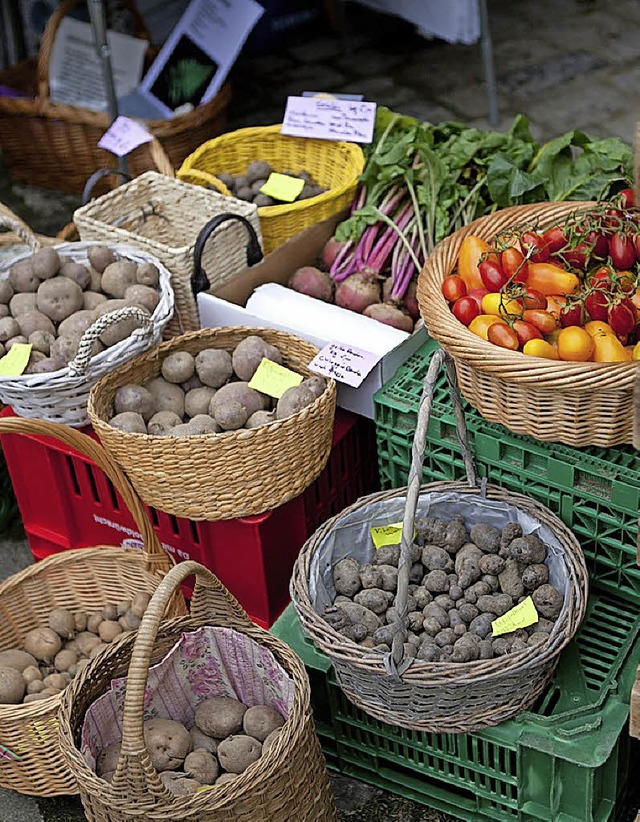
[
  {"x1": 592, "y1": 333, "x2": 632, "y2": 363},
  {"x1": 557, "y1": 327, "x2": 595, "y2": 362},
  {"x1": 584, "y1": 321, "x2": 615, "y2": 338},
  {"x1": 522, "y1": 339, "x2": 559, "y2": 360},
  {"x1": 632, "y1": 342, "x2": 640, "y2": 361},
  {"x1": 468, "y1": 314, "x2": 506, "y2": 341},
  {"x1": 481, "y1": 292, "x2": 523, "y2": 319}
]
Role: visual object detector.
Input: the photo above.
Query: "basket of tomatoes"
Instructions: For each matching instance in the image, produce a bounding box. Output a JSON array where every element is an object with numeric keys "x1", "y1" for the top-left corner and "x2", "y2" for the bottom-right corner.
[{"x1": 417, "y1": 195, "x2": 640, "y2": 447}]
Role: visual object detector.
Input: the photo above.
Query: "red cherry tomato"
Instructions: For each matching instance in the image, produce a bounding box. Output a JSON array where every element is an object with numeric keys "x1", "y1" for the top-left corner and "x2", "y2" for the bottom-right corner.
[
  {"x1": 608, "y1": 298, "x2": 637, "y2": 336},
  {"x1": 520, "y1": 288, "x2": 548, "y2": 311},
  {"x1": 441, "y1": 275, "x2": 467, "y2": 303},
  {"x1": 616, "y1": 270, "x2": 637, "y2": 294},
  {"x1": 467, "y1": 287, "x2": 489, "y2": 310},
  {"x1": 452, "y1": 295, "x2": 480, "y2": 327},
  {"x1": 542, "y1": 226, "x2": 567, "y2": 255},
  {"x1": 585, "y1": 291, "x2": 609, "y2": 321},
  {"x1": 559, "y1": 302, "x2": 586, "y2": 328},
  {"x1": 604, "y1": 208, "x2": 624, "y2": 232},
  {"x1": 487, "y1": 323, "x2": 520, "y2": 351},
  {"x1": 501, "y1": 247, "x2": 528, "y2": 283},
  {"x1": 618, "y1": 188, "x2": 636, "y2": 209},
  {"x1": 608, "y1": 233, "x2": 636, "y2": 269},
  {"x1": 479, "y1": 259, "x2": 509, "y2": 292},
  {"x1": 562, "y1": 242, "x2": 591, "y2": 270},
  {"x1": 521, "y1": 231, "x2": 550, "y2": 263},
  {"x1": 589, "y1": 266, "x2": 614, "y2": 290},
  {"x1": 521, "y1": 309, "x2": 557, "y2": 335},
  {"x1": 512, "y1": 320, "x2": 543, "y2": 347},
  {"x1": 585, "y1": 230, "x2": 608, "y2": 259}
]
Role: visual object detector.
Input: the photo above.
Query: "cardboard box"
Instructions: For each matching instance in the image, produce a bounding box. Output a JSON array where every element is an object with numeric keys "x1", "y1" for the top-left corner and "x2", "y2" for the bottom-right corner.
[{"x1": 197, "y1": 215, "x2": 428, "y2": 418}]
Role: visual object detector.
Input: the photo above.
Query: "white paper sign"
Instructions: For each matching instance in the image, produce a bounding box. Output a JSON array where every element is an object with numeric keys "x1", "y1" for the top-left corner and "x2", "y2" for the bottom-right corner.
[
  {"x1": 49, "y1": 18, "x2": 147, "y2": 112},
  {"x1": 138, "y1": 0, "x2": 264, "y2": 118},
  {"x1": 281, "y1": 96, "x2": 377, "y2": 143},
  {"x1": 98, "y1": 116, "x2": 153, "y2": 156},
  {"x1": 309, "y1": 341, "x2": 382, "y2": 388}
]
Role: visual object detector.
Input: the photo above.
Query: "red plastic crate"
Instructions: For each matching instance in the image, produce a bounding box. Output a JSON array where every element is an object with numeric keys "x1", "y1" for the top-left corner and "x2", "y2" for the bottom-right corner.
[{"x1": 0, "y1": 407, "x2": 379, "y2": 628}]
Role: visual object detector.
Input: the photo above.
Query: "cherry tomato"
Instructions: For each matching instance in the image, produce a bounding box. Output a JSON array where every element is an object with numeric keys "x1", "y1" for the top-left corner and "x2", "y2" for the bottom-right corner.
[
  {"x1": 521, "y1": 288, "x2": 548, "y2": 310},
  {"x1": 585, "y1": 320, "x2": 615, "y2": 337},
  {"x1": 589, "y1": 266, "x2": 614, "y2": 290},
  {"x1": 559, "y1": 302, "x2": 586, "y2": 328},
  {"x1": 521, "y1": 231, "x2": 550, "y2": 263},
  {"x1": 467, "y1": 287, "x2": 489, "y2": 310},
  {"x1": 618, "y1": 188, "x2": 636, "y2": 209},
  {"x1": 542, "y1": 226, "x2": 567, "y2": 255},
  {"x1": 608, "y1": 233, "x2": 636, "y2": 269},
  {"x1": 631, "y1": 289, "x2": 640, "y2": 312},
  {"x1": 562, "y1": 242, "x2": 590, "y2": 270},
  {"x1": 585, "y1": 230, "x2": 608, "y2": 259},
  {"x1": 441, "y1": 275, "x2": 467, "y2": 303},
  {"x1": 479, "y1": 259, "x2": 509, "y2": 292},
  {"x1": 604, "y1": 208, "x2": 624, "y2": 232},
  {"x1": 522, "y1": 339, "x2": 559, "y2": 360},
  {"x1": 592, "y1": 332, "x2": 631, "y2": 362},
  {"x1": 546, "y1": 295, "x2": 567, "y2": 320},
  {"x1": 607, "y1": 298, "x2": 637, "y2": 336},
  {"x1": 501, "y1": 247, "x2": 528, "y2": 284},
  {"x1": 487, "y1": 323, "x2": 519, "y2": 351},
  {"x1": 615, "y1": 270, "x2": 637, "y2": 294},
  {"x1": 557, "y1": 327, "x2": 594, "y2": 362},
  {"x1": 522, "y1": 309, "x2": 557, "y2": 336},
  {"x1": 512, "y1": 320, "x2": 543, "y2": 347},
  {"x1": 468, "y1": 314, "x2": 506, "y2": 340},
  {"x1": 585, "y1": 291, "x2": 609, "y2": 322},
  {"x1": 452, "y1": 295, "x2": 480, "y2": 327}
]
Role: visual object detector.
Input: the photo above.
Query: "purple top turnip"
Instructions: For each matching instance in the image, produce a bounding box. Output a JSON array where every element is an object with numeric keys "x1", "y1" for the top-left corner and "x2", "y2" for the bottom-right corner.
[
  {"x1": 334, "y1": 271, "x2": 381, "y2": 314},
  {"x1": 288, "y1": 266, "x2": 334, "y2": 302}
]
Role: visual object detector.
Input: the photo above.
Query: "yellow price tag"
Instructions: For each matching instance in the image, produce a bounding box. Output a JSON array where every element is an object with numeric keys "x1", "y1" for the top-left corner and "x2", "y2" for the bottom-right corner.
[
  {"x1": 491, "y1": 596, "x2": 539, "y2": 636},
  {"x1": 260, "y1": 172, "x2": 305, "y2": 203},
  {"x1": 248, "y1": 357, "x2": 303, "y2": 399},
  {"x1": 0, "y1": 343, "x2": 32, "y2": 376},
  {"x1": 370, "y1": 522, "x2": 416, "y2": 550}
]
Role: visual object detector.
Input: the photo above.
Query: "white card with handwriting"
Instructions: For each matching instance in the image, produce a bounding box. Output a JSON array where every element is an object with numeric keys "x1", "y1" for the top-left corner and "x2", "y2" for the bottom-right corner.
[
  {"x1": 281, "y1": 96, "x2": 376, "y2": 143},
  {"x1": 308, "y1": 341, "x2": 382, "y2": 388}
]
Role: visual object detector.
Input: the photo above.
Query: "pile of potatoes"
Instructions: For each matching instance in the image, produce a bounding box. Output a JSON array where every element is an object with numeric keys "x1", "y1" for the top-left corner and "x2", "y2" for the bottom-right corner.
[
  {"x1": 326, "y1": 515, "x2": 564, "y2": 663},
  {"x1": 0, "y1": 245, "x2": 162, "y2": 373},
  {"x1": 215, "y1": 161, "x2": 327, "y2": 207},
  {"x1": 0, "y1": 593, "x2": 151, "y2": 705},
  {"x1": 96, "y1": 695, "x2": 285, "y2": 793},
  {"x1": 108, "y1": 334, "x2": 327, "y2": 436}
]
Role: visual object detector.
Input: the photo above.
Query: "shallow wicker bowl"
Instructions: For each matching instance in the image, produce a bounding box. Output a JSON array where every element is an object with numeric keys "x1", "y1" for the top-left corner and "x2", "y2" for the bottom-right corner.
[{"x1": 417, "y1": 201, "x2": 639, "y2": 447}]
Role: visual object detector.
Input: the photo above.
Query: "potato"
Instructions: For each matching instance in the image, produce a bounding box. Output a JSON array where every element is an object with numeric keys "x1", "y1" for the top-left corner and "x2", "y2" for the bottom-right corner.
[
  {"x1": 143, "y1": 718, "x2": 191, "y2": 771},
  {"x1": 217, "y1": 734, "x2": 262, "y2": 774},
  {"x1": 27, "y1": 680, "x2": 45, "y2": 695},
  {"x1": 60, "y1": 261, "x2": 90, "y2": 290},
  {"x1": 6, "y1": 335, "x2": 28, "y2": 351},
  {"x1": 114, "y1": 384, "x2": 157, "y2": 421},
  {"x1": 49, "y1": 336, "x2": 80, "y2": 364},
  {"x1": 0, "y1": 280, "x2": 14, "y2": 304},
  {"x1": 24, "y1": 350, "x2": 48, "y2": 373},
  {"x1": 161, "y1": 351, "x2": 195, "y2": 384},
  {"x1": 148, "y1": 410, "x2": 183, "y2": 436},
  {"x1": 36, "y1": 277, "x2": 83, "y2": 322},
  {"x1": 28, "y1": 330, "x2": 55, "y2": 356},
  {"x1": 145, "y1": 377, "x2": 185, "y2": 418},
  {"x1": 0, "y1": 649, "x2": 38, "y2": 671},
  {"x1": 195, "y1": 696, "x2": 247, "y2": 738},
  {"x1": 96, "y1": 742, "x2": 121, "y2": 776},
  {"x1": 98, "y1": 620, "x2": 123, "y2": 642},
  {"x1": 136, "y1": 262, "x2": 159, "y2": 287},
  {"x1": 110, "y1": 411, "x2": 148, "y2": 433},
  {"x1": 531, "y1": 584, "x2": 563, "y2": 618},
  {"x1": 75, "y1": 632, "x2": 102, "y2": 655},
  {"x1": 215, "y1": 772, "x2": 239, "y2": 785},
  {"x1": 245, "y1": 410, "x2": 276, "y2": 429},
  {"x1": 185, "y1": 386, "x2": 216, "y2": 418},
  {"x1": 9, "y1": 259, "x2": 39, "y2": 293},
  {"x1": 119, "y1": 611, "x2": 141, "y2": 631},
  {"x1": 0, "y1": 316, "x2": 19, "y2": 342},
  {"x1": 124, "y1": 284, "x2": 159, "y2": 314},
  {"x1": 159, "y1": 772, "x2": 201, "y2": 795},
  {"x1": 211, "y1": 383, "x2": 265, "y2": 420},
  {"x1": 276, "y1": 385, "x2": 316, "y2": 420},
  {"x1": 189, "y1": 414, "x2": 221, "y2": 435},
  {"x1": 54, "y1": 648, "x2": 77, "y2": 672},
  {"x1": 42, "y1": 672, "x2": 68, "y2": 691},
  {"x1": 23, "y1": 627, "x2": 62, "y2": 662},
  {"x1": 262, "y1": 727, "x2": 282, "y2": 755},
  {"x1": 212, "y1": 399, "x2": 248, "y2": 430},
  {"x1": 9, "y1": 292, "x2": 36, "y2": 316},
  {"x1": 95, "y1": 299, "x2": 150, "y2": 347},
  {"x1": 130, "y1": 592, "x2": 150, "y2": 618},
  {"x1": 29, "y1": 357, "x2": 64, "y2": 374},
  {"x1": 232, "y1": 336, "x2": 282, "y2": 381},
  {"x1": 242, "y1": 705, "x2": 285, "y2": 742},
  {"x1": 184, "y1": 749, "x2": 220, "y2": 783},
  {"x1": 0, "y1": 667, "x2": 26, "y2": 703},
  {"x1": 101, "y1": 260, "x2": 137, "y2": 298},
  {"x1": 89, "y1": 642, "x2": 107, "y2": 659},
  {"x1": 246, "y1": 161, "x2": 273, "y2": 183},
  {"x1": 74, "y1": 611, "x2": 88, "y2": 633},
  {"x1": 182, "y1": 373, "x2": 203, "y2": 392},
  {"x1": 89, "y1": 268, "x2": 102, "y2": 291},
  {"x1": 333, "y1": 558, "x2": 361, "y2": 597},
  {"x1": 0, "y1": 305, "x2": 7, "y2": 318},
  {"x1": 22, "y1": 665, "x2": 42, "y2": 684},
  {"x1": 83, "y1": 291, "x2": 107, "y2": 311},
  {"x1": 48, "y1": 607, "x2": 75, "y2": 640},
  {"x1": 195, "y1": 349, "x2": 233, "y2": 388},
  {"x1": 301, "y1": 375, "x2": 327, "y2": 398},
  {"x1": 190, "y1": 726, "x2": 220, "y2": 755},
  {"x1": 87, "y1": 246, "x2": 116, "y2": 274},
  {"x1": 58, "y1": 309, "x2": 97, "y2": 340}
]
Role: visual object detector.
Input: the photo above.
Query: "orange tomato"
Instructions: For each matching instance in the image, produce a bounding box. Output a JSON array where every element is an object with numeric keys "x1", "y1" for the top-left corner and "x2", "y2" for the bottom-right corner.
[
  {"x1": 468, "y1": 314, "x2": 506, "y2": 340},
  {"x1": 525, "y1": 263, "x2": 580, "y2": 296},
  {"x1": 546, "y1": 295, "x2": 567, "y2": 320},
  {"x1": 584, "y1": 321, "x2": 615, "y2": 337},
  {"x1": 557, "y1": 327, "x2": 595, "y2": 362},
  {"x1": 487, "y1": 323, "x2": 519, "y2": 350},
  {"x1": 501, "y1": 247, "x2": 528, "y2": 283},
  {"x1": 522, "y1": 339, "x2": 559, "y2": 360},
  {"x1": 481, "y1": 292, "x2": 523, "y2": 319},
  {"x1": 631, "y1": 289, "x2": 640, "y2": 312},
  {"x1": 592, "y1": 333, "x2": 632, "y2": 363},
  {"x1": 457, "y1": 235, "x2": 493, "y2": 291}
]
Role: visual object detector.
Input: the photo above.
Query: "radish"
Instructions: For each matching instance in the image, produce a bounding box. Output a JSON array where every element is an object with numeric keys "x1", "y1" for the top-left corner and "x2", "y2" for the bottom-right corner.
[
  {"x1": 363, "y1": 303, "x2": 414, "y2": 332},
  {"x1": 321, "y1": 237, "x2": 348, "y2": 270},
  {"x1": 403, "y1": 280, "x2": 420, "y2": 320},
  {"x1": 335, "y1": 271, "x2": 381, "y2": 314},
  {"x1": 288, "y1": 266, "x2": 334, "y2": 302}
]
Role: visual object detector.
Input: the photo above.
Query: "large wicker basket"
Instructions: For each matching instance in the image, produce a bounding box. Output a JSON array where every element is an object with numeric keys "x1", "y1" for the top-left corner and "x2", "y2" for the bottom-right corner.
[
  {"x1": 73, "y1": 171, "x2": 262, "y2": 336},
  {"x1": 177, "y1": 124, "x2": 365, "y2": 253},
  {"x1": 290, "y1": 350, "x2": 589, "y2": 733},
  {"x1": 0, "y1": 416, "x2": 185, "y2": 796},
  {"x1": 0, "y1": 0, "x2": 231, "y2": 196},
  {"x1": 417, "y1": 201, "x2": 640, "y2": 447},
  {"x1": 88, "y1": 326, "x2": 337, "y2": 520},
  {"x1": 58, "y1": 561, "x2": 337, "y2": 821}
]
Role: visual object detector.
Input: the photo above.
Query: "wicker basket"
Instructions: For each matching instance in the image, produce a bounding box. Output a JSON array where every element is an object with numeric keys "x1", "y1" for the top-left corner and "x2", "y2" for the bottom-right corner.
[
  {"x1": 177, "y1": 124, "x2": 365, "y2": 253},
  {"x1": 0, "y1": 0, "x2": 231, "y2": 196},
  {"x1": 0, "y1": 415, "x2": 186, "y2": 796},
  {"x1": 87, "y1": 326, "x2": 337, "y2": 520},
  {"x1": 417, "y1": 201, "x2": 640, "y2": 447},
  {"x1": 0, "y1": 211, "x2": 174, "y2": 427},
  {"x1": 0, "y1": 204, "x2": 58, "y2": 250},
  {"x1": 290, "y1": 350, "x2": 589, "y2": 733},
  {"x1": 74, "y1": 171, "x2": 262, "y2": 336},
  {"x1": 58, "y1": 561, "x2": 336, "y2": 821}
]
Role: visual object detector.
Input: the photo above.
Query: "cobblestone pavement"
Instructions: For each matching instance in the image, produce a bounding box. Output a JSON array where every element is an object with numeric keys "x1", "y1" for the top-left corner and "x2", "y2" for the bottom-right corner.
[{"x1": 1, "y1": 0, "x2": 640, "y2": 818}]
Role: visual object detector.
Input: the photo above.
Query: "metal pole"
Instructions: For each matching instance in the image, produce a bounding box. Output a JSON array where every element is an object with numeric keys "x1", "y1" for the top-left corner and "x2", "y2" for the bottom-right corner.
[{"x1": 479, "y1": 0, "x2": 500, "y2": 129}]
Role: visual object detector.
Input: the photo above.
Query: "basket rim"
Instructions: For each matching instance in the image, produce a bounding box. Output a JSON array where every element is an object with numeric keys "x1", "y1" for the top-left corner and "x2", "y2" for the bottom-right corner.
[{"x1": 417, "y1": 201, "x2": 640, "y2": 389}]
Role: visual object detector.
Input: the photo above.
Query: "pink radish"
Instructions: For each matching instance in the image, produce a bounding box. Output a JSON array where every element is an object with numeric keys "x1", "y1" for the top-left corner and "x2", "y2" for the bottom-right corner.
[
  {"x1": 403, "y1": 279, "x2": 420, "y2": 320},
  {"x1": 288, "y1": 266, "x2": 334, "y2": 302},
  {"x1": 321, "y1": 237, "x2": 348, "y2": 269},
  {"x1": 335, "y1": 271, "x2": 381, "y2": 314},
  {"x1": 363, "y1": 303, "x2": 414, "y2": 332}
]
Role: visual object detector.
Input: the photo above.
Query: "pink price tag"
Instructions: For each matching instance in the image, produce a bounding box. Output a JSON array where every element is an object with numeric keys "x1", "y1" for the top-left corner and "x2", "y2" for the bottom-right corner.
[
  {"x1": 98, "y1": 116, "x2": 153, "y2": 157},
  {"x1": 308, "y1": 341, "x2": 381, "y2": 388}
]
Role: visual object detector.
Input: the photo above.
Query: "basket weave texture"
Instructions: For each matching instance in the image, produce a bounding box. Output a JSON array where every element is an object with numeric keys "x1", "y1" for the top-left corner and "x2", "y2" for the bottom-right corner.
[
  {"x1": 88, "y1": 326, "x2": 337, "y2": 520},
  {"x1": 417, "y1": 201, "x2": 639, "y2": 447},
  {"x1": 290, "y1": 351, "x2": 589, "y2": 733},
  {"x1": 0, "y1": 0, "x2": 231, "y2": 195},
  {"x1": 58, "y1": 561, "x2": 337, "y2": 821},
  {"x1": 0, "y1": 214, "x2": 174, "y2": 427},
  {"x1": 74, "y1": 171, "x2": 262, "y2": 336},
  {"x1": 0, "y1": 416, "x2": 184, "y2": 797},
  {"x1": 177, "y1": 124, "x2": 365, "y2": 253}
]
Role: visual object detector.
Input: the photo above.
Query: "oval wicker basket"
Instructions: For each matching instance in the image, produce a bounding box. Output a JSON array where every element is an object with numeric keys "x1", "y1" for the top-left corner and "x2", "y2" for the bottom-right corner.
[
  {"x1": 290, "y1": 351, "x2": 589, "y2": 733},
  {"x1": 0, "y1": 416, "x2": 185, "y2": 797},
  {"x1": 417, "y1": 200, "x2": 639, "y2": 447},
  {"x1": 88, "y1": 326, "x2": 337, "y2": 520},
  {"x1": 177, "y1": 124, "x2": 365, "y2": 253},
  {"x1": 0, "y1": 208, "x2": 175, "y2": 427},
  {"x1": 58, "y1": 561, "x2": 337, "y2": 821}
]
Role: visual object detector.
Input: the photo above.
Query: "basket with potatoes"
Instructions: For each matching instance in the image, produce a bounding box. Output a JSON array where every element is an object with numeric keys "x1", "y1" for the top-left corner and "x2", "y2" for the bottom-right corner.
[
  {"x1": 0, "y1": 206, "x2": 174, "y2": 427},
  {"x1": 291, "y1": 349, "x2": 589, "y2": 733},
  {"x1": 87, "y1": 326, "x2": 337, "y2": 520},
  {"x1": 58, "y1": 561, "x2": 336, "y2": 821},
  {"x1": 0, "y1": 415, "x2": 185, "y2": 796}
]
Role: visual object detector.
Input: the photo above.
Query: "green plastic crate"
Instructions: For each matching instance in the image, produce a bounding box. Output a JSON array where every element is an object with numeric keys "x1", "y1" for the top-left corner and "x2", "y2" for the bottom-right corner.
[
  {"x1": 272, "y1": 593, "x2": 640, "y2": 822},
  {"x1": 373, "y1": 337, "x2": 640, "y2": 605}
]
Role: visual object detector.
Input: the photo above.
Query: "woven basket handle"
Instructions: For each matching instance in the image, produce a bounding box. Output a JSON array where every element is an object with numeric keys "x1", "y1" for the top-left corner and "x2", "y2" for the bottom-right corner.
[
  {"x1": 388, "y1": 347, "x2": 478, "y2": 673},
  {"x1": 36, "y1": 0, "x2": 150, "y2": 101},
  {"x1": 0, "y1": 415, "x2": 169, "y2": 575},
  {"x1": 112, "y1": 561, "x2": 255, "y2": 791},
  {"x1": 0, "y1": 204, "x2": 40, "y2": 252},
  {"x1": 192, "y1": 213, "x2": 264, "y2": 296},
  {"x1": 176, "y1": 167, "x2": 232, "y2": 195},
  {"x1": 68, "y1": 306, "x2": 154, "y2": 376}
]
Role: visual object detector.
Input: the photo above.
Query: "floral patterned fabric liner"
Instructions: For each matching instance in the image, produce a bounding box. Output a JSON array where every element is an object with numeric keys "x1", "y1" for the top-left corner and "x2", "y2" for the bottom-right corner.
[{"x1": 81, "y1": 625, "x2": 295, "y2": 771}]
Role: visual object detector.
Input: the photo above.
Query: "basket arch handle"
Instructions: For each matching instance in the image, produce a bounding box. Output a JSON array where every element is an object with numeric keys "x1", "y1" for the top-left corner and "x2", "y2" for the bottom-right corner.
[
  {"x1": 0, "y1": 204, "x2": 40, "y2": 253},
  {"x1": 191, "y1": 213, "x2": 264, "y2": 296}
]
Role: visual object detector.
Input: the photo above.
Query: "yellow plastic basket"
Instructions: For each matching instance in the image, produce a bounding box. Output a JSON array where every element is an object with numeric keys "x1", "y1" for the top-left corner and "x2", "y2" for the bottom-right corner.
[{"x1": 177, "y1": 124, "x2": 365, "y2": 253}]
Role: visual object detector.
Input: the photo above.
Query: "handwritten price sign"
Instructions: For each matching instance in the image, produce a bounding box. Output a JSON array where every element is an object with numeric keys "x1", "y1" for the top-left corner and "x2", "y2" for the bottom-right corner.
[
  {"x1": 281, "y1": 96, "x2": 377, "y2": 143},
  {"x1": 98, "y1": 116, "x2": 153, "y2": 157},
  {"x1": 308, "y1": 341, "x2": 381, "y2": 388}
]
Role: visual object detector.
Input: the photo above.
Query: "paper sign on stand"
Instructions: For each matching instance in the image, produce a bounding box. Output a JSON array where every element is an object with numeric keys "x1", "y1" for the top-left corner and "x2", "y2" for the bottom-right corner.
[
  {"x1": 0, "y1": 344, "x2": 32, "y2": 377},
  {"x1": 282, "y1": 96, "x2": 377, "y2": 143},
  {"x1": 248, "y1": 358, "x2": 303, "y2": 398},
  {"x1": 98, "y1": 117, "x2": 153, "y2": 156},
  {"x1": 309, "y1": 342, "x2": 381, "y2": 388}
]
